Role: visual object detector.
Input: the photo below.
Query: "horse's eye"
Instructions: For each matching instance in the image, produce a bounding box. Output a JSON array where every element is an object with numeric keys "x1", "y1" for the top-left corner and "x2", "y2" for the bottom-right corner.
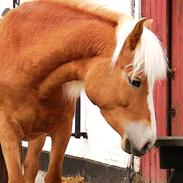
[{"x1": 128, "y1": 77, "x2": 141, "y2": 88}]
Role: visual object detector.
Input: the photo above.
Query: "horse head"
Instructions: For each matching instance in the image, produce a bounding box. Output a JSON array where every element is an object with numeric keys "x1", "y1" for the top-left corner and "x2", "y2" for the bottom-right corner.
[{"x1": 85, "y1": 18, "x2": 167, "y2": 156}]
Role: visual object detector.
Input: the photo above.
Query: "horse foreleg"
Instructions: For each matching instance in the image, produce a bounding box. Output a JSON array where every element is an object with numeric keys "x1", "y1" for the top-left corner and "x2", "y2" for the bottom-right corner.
[
  {"x1": 0, "y1": 112, "x2": 23, "y2": 183},
  {"x1": 45, "y1": 122, "x2": 72, "y2": 183},
  {"x1": 23, "y1": 134, "x2": 46, "y2": 183}
]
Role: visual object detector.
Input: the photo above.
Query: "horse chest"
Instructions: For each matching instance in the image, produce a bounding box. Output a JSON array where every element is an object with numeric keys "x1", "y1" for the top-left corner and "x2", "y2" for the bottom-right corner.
[{"x1": 8, "y1": 96, "x2": 75, "y2": 139}]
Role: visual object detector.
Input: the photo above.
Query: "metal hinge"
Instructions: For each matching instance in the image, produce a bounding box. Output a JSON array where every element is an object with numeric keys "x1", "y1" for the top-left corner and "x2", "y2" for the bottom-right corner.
[
  {"x1": 170, "y1": 108, "x2": 176, "y2": 118},
  {"x1": 13, "y1": 0, "x2": 20, "y2": 8},
  {"x1": 167, "y1": 70, "x2": 175, "y2": 79}
]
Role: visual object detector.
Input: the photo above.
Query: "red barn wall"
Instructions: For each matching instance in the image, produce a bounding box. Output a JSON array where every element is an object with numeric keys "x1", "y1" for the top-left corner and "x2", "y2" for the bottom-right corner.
[
  {"x1": 171, "y1": 0, "x2": 183, "y2": 136},
  {"x1": 141, "y1": 0, "x2": 183, "y2": 182},
  {"x1": 141, "y1": 0, "x2": 169, "y2": 182}
]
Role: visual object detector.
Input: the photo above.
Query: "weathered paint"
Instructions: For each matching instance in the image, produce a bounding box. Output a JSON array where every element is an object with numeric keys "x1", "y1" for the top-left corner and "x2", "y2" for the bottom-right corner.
[
  {"x1": 171, "y1": 0, "x2": 183, "y2": 136},
  {"x1": 141, "y1": 0, "x2": 169, "y2": 182}
]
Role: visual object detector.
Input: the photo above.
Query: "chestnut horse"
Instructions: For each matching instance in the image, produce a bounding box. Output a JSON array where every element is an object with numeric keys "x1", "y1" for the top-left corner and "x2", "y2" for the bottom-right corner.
[{"x1": 0, "y1": 0, "x2": 167, "y2": 182}]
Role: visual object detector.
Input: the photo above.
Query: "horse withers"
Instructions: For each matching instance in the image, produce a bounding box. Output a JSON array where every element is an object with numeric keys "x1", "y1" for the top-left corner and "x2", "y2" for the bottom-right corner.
[{"x1": 0, "y1": 0, "x2": 167, "y2": 182}]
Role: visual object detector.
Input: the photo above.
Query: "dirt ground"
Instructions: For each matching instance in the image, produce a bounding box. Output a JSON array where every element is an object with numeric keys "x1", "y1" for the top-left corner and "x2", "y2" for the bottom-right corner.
[{"x1": 62, "y1": 176, "x2": 86, "y2": 183}]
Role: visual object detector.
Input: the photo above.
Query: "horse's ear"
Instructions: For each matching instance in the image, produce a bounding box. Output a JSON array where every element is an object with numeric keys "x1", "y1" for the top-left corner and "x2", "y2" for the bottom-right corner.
[
  {"x1": 127, "y1": 18, "x2": 147, "y2": 50},
  {"x1": 144, "y1": 19, "x2": 153, "y2": 30}
]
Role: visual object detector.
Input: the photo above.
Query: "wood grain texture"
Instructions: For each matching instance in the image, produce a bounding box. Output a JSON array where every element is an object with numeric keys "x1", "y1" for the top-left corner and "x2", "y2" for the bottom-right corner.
[
  {"x1": 171, "y1": 0, "x2": 183, "y2": 136},
  {"x1": 141, "y1": 0, "x2": 169, "y2": 182}
]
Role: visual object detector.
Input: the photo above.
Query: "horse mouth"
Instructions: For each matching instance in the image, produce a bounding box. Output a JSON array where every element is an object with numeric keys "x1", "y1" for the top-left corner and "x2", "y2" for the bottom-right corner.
[{"x1": 121, "y1": 137, "x2": 147, "y2": 157}]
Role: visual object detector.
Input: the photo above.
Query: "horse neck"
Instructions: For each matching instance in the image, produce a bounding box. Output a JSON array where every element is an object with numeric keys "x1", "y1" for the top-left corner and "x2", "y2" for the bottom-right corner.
[
  {"x1": 38, "y1": 56, "x2": 110, "y2": 99},
  {"x1": 38, "y1": 22, "x2": 116, "y2": 99}
]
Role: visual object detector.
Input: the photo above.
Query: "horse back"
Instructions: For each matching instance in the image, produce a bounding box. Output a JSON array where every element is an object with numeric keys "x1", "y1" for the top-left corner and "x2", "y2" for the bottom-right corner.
[{"x1": 0, "y1": 1, "x2": 115, "y2": 86}]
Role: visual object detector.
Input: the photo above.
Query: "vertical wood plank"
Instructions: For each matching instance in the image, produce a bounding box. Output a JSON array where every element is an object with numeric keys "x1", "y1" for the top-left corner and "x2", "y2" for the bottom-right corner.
[
  {"x1": 141, "y1": 0, "x2": 169, "y2": 182},
  {"x1": 171, "y1": 0, "x2": 183, "y2": 136}
]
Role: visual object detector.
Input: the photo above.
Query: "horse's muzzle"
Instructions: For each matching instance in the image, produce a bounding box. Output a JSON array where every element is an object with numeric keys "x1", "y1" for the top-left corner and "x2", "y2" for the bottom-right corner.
[{"x1": 121, "y1": 136, "x2": 153, "y2": 157}]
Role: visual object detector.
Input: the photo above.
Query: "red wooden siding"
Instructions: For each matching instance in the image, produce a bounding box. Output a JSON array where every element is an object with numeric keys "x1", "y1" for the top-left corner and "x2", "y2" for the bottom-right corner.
[
  {"x1": 141, "y1": 1, "x2": 169, "y2": 183},
  {"x1": 171, "y1": 0, "x2": 183, "y2": 136}
]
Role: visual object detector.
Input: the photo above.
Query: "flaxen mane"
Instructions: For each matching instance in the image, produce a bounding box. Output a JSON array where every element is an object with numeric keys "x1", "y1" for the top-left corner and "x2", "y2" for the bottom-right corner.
[{"x1": 34, "y1": 0, "x2": 167, "y2": 85}]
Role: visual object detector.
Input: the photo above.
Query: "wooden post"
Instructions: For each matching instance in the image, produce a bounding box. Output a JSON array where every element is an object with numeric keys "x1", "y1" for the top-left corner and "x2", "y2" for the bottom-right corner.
[{"x1": 0, "y1": 145, "x2": 8, "y2": 183}]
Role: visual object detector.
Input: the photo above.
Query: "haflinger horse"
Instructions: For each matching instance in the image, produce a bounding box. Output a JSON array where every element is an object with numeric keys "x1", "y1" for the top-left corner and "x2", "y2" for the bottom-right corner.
[{"x1": 0, "y1": 0, "x2": 167, "y2": 182}]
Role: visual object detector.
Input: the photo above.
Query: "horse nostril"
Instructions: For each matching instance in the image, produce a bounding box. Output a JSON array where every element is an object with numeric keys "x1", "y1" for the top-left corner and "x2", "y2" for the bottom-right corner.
[
  {"x1": 142, "y1": 142, "x2": 151, "y2": 153},
  {"x1": 121, "y1": 137, "x2": 132, "y2": 154}
]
